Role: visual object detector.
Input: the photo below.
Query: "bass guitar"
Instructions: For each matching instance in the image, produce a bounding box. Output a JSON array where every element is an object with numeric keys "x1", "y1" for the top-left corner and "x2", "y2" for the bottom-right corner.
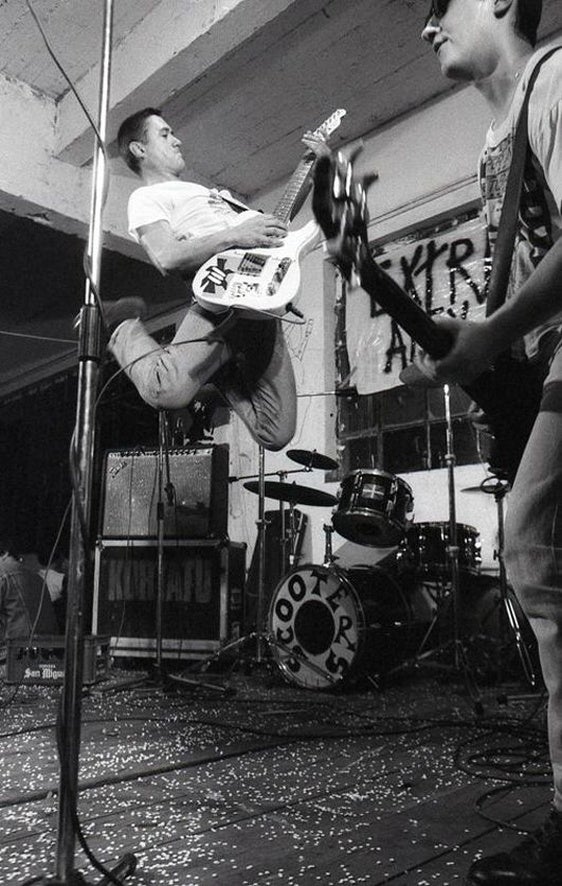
[
  {"x1": 311, "y1": 152, "x2": 546, "y2": 484},
  {"x1": 192, "y1": 108, "x2": 346, "y2": 318}
]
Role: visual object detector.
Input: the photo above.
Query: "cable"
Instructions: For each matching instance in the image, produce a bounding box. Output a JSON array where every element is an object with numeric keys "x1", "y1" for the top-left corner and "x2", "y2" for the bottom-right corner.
[{"x1": 0, "y1": 329, "x2": 76, "y2": 344}]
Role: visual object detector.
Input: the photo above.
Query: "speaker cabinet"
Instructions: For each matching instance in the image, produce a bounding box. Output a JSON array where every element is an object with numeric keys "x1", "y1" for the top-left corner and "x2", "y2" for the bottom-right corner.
[
  {"x1": 92, "y1": 539, "x2": 245, "y2": 659},
  {"x1": 101, "y1": 445, "x2": 229, "y2": 539}
]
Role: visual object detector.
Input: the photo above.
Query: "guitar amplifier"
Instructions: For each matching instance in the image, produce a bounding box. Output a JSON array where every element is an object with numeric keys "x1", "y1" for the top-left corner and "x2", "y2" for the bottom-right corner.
[
  {"x1": 100, "y1": 445, "x2": 229, "y2": 539},
  {"x1": 92, "y1": 539, "x2": 245, "y2": 659}
]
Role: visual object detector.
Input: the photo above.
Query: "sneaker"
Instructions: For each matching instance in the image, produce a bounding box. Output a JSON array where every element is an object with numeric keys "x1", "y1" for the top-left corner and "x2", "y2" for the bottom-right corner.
[
  {"x1": 73, "y1": 297, "x2": 147, "y2": 336},
  {"x1": 466, "y1": 807, "x2": 562, "y2": 885}
]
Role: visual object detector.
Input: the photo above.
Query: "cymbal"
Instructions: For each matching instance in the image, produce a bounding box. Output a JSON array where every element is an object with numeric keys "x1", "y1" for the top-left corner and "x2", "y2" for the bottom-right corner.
[
  {"x1": 286, "y1": 449, "x2": 339, "y2": 471},
  {"x1": 243, "y1": 480, "x2": 337, "y2": 507}
]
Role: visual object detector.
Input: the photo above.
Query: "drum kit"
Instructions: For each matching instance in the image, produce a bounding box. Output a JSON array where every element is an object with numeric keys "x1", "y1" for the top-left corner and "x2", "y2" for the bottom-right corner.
[
  {"x1": 237, "y1": 398, "x2": 537, "y2": 693},
  {"x1": 241, "y1": 456, "x2": 478, "y2": 691}
]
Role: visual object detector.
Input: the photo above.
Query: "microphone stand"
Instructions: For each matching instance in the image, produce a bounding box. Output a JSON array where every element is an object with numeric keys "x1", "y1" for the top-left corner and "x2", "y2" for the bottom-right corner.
[
  {"x1": 443, "y1": 384, "x2": 462, "y2": 670},
  {"x1": 36, "y1": 2, "x2": 136, "y2": 882}
]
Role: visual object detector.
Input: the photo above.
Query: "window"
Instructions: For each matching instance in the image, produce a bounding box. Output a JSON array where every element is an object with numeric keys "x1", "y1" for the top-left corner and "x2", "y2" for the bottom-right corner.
[{"x1": 335, "y1": 208, "x2": 490, "y2": 475}]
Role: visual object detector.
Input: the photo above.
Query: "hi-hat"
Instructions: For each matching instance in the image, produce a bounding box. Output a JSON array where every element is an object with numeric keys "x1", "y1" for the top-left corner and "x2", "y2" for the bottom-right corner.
[
  {"x1": 243, "y1": 480, "x2": 337, "y2": 507},
  {"x1": 286, "y1": 449, "x2": 339, "y2": 471},
  {"x1": 461, "y1": 477, "x2": 511, "y2": 494}
]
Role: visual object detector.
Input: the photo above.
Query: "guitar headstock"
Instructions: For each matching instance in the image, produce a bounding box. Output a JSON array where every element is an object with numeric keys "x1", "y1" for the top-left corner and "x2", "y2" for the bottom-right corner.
[
  {"x1": 312, "y1": 151, "x2": 377, "y2": 281},
  {"x1": 312, "y1": 108, "x2": 347, "y2": 142}
]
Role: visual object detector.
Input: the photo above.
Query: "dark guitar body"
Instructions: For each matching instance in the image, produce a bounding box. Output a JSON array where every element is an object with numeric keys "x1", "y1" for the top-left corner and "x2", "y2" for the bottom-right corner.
[
  {"x1": 353, "y1": 244, "x2": 546, "y2": 485},
  {"x1": 463, "y1": 355, "x2": 547, "y2": 485},
  {"x1": 311, "y1": 154, "x2": 548, "y2": 486}
]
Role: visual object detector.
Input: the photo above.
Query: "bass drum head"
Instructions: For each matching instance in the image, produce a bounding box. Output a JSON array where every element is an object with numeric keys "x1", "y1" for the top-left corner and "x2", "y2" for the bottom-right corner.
[{"x1": 268, "y1": 563, "x2": 417, "y2": 691}]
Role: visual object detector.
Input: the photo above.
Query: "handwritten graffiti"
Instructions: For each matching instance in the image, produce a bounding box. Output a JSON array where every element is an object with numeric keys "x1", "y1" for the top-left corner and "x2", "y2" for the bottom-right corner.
[{"x1": 344, "y1": 214, "x2": 490, "y2": 394}]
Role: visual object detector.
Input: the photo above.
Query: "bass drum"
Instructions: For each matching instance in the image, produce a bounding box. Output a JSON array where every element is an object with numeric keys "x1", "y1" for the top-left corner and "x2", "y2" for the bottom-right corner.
[
  {"x1": 333, "y1": 469, "x2": 414, "y2": 547},
  {"x1": 268, "y1": 563, "x2": 427, "y2": 690}
]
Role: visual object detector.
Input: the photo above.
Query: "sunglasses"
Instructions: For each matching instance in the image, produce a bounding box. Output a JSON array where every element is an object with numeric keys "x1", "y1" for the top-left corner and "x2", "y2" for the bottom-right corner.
[{"x1": 425, "y1": 0, "x2": 451, "y2": 23}]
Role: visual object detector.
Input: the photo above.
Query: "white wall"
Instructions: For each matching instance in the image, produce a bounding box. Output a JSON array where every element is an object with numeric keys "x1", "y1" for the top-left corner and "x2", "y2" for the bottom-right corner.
[{"x1": 224, "y1": 83, "x2": 505, "y2": 585}]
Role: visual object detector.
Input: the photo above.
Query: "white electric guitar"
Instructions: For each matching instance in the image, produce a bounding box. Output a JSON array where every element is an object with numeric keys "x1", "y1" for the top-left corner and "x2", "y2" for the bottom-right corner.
[{"x1": 192, "y1": 108, "x2": 346, "y2": 318}]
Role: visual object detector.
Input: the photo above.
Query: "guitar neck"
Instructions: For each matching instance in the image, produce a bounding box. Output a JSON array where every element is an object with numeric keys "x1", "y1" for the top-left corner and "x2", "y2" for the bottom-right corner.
[
  {"x1": 274, "y1": 155, "x2": 316, "y2": 226},
  {"x1": 355, "y1": 244, "x2": 452, "y2": 359}
]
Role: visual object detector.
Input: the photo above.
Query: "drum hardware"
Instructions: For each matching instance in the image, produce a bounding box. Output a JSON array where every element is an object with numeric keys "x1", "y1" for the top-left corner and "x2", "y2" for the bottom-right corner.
[
  {"x1": 477, "y1": 475, "x2": 537, "y2": 687},
  {"x1": 332, "y1": 468, "x2": 414, "y2": 547},
  {"x1": 287, "y1": 448, "x2": 339, "y2": 471},
  {"x1": 200, "y1": 455, "x2": 340, "y2": 679},
  {"x1": 393, "y1": 387, "x2": 483, "y2": 700},
  {"x1": 322, "y1": 523, "x2": 338, "y2": 567},
  {"x1": 243, "y1": 480, "x2": 338, "y2": 507}
]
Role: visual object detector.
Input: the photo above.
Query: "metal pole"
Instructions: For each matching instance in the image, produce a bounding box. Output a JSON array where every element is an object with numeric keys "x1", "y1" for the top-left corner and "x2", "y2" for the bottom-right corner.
[
  {"x1": 255, "y1": 445, "x2": 267, "y2": 662},
  {"x1": 443, "y1": 384, "x2": 461, "y2": 670},
  {"x1": 54, "y1": 1, "x2": 114, "y2": 880}
]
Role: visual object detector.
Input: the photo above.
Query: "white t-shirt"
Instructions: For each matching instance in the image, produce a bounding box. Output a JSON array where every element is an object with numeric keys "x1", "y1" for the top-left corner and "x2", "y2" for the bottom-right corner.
[
  {"x1": 127, "y1": 180, "x2": 258, "y2": 243},
  {"x1": 479, "y1": 45, "x2": 562, "y2": 359}
]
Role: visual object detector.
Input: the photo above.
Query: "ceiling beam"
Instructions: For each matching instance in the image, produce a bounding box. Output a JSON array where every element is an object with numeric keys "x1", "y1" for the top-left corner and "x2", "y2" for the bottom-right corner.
[
  {"x1": 55, "y1": 0, "x2": 308, "y2": 167},
  {"x1": 0, "y1": 72, "x2": 144, "y2": 257}
]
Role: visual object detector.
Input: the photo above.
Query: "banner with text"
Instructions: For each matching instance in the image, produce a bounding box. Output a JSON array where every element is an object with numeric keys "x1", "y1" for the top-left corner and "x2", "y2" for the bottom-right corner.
[{"x1": 345, "y1": 213, "x2": 489, "y2": 394}]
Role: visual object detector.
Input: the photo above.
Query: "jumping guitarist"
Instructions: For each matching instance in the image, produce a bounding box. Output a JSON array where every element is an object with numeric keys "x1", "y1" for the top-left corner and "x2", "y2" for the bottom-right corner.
[{"x1": 102, "y1": 108, "x2": 329, "y2": 451}]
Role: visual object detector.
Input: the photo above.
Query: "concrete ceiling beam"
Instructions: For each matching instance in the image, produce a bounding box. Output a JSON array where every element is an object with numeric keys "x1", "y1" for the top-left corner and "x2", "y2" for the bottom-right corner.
[{"x1": 55, "y1": 0, "x2": 307, "y2": 167}]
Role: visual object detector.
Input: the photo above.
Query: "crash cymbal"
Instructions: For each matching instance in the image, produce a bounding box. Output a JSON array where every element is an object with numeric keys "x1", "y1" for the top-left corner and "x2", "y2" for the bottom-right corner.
[
  {"x1": 243, "y1": 480, "x2": 337, "y2": 507},
  {"x1": 286, "y1": 449, "x2": 339, "y2": 471}
]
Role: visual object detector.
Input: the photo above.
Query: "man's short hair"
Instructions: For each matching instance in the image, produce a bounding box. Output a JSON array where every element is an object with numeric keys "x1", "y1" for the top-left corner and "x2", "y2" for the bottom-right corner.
[
  {"x1": 0, "y1": 538, "x2": 18, "y2": 558},
  {"x1": 117, "y1": 107, "x2": 162, "y2": 175},
  {"x1": 426, "y1": 0, "x2": 542, "y2": 46},
  {"x1": 514, "y1": 0, "x2": 542, "y2": 45}
]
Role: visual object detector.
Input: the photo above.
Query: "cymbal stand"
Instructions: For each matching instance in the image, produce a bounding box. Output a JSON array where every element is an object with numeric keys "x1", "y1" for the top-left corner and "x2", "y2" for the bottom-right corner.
[
  {"x1": 276, "y1": 470, "x2": 301, "y2": 574},
  {"x1": 191, "y1": 445, "x2": 275, "y2": 675},
  {"x1": 323, "y1": 523, "x2": 337, "y2": 566},
  {"x1": 443, "y1": 384, "x2": 462, "y2": 670},
  {"x1": 410, "y1": 387, "x2": 480, "y2": 699},
  {"x1": 482, "y1": 476, "x2": 536, "y2": 687},
  {"x1": 255, "y1": 445, "x2": 268, "y2": 663}
]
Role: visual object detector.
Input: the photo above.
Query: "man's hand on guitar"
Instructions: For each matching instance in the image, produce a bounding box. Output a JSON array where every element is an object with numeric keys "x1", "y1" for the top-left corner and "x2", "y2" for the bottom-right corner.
[
  {"x1": 417, "y1": 315, "x2": 495, "y2": 385},
  {"x1": 231, "y1": 213, "x2": 288, "y2": 249},
  {"x1": 301, "y1": 130, "x2": 331, "y2": 160}
]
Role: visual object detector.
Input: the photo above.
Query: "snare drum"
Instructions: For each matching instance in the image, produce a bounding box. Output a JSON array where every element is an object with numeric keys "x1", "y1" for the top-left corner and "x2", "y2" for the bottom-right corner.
[
  {"x1": 333, "y1": 469, "x2": 414, "y2": 547},
  {"x1": 268, "y1": 563, "x2": 424, "y2": 690},
  {"x1": 405, "y1": 522, "x2": 481, "y2": 576}
]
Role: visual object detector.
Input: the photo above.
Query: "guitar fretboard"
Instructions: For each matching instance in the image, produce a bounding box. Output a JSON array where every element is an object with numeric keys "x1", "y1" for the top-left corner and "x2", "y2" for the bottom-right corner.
[{"x1": 274, "y1": 157, "x2": 316, "y2": 226}]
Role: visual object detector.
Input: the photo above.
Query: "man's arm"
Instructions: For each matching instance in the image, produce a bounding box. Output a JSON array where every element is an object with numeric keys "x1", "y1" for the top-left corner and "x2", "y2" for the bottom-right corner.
[{"x1": 136, "y1": 213, "x2": 289, "y2": 278}]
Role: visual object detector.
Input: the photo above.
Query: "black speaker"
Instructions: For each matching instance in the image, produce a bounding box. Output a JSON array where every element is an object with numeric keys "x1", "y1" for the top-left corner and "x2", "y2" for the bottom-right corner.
[
  {"x1": 92, "y1": 539, "x2": 245, "y2": 658},
  {"x1": 101, "y1": 445, "x2": 229, "y2": 539}
]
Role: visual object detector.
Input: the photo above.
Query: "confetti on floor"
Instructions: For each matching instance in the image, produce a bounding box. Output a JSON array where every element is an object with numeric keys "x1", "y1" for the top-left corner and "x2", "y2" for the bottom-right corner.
[{"x1": 0, "y1": 657, "x2": 552, "y2": 885}]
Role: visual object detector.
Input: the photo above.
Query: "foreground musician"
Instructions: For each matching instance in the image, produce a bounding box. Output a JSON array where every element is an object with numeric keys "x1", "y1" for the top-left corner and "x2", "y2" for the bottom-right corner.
[
  {"x1": 416, "y1": 1, "x2": 562, "y2": 883},
  {"x1": 106, "y1": 108, "x2": 326, "y2": 450}
]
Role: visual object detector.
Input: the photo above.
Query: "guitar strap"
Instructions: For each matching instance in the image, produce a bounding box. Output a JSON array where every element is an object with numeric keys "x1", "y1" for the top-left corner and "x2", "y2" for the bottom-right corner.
[
  {"x1": 486, "y1": 46, "x2": 562, "y2": 316},
  {"x1": 217, "y1": 191, "x2": 252, "y2": 214}
]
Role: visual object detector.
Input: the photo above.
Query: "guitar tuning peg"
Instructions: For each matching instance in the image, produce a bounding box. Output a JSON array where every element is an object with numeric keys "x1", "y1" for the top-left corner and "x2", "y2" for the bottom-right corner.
[
  {"x1": 362, "y1": 172, "x2": 379, "y2": 190},
  {"x1": 348, "y1": 145, "x2": 364, "y2": 164},
  {"x1": 332, "y1": 151, "x2": 347, "y2": 200}
]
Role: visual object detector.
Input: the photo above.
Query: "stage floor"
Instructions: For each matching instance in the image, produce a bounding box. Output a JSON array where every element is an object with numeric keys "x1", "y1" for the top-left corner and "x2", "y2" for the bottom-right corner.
[{"x1": 0, "y1": 646, "x2": 552, "y2": 886}]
